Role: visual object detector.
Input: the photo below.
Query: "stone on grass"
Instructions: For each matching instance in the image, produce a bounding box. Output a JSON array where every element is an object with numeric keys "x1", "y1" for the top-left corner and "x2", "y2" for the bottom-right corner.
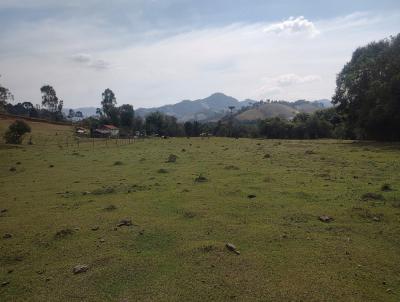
[
  {"x1": 3, "y1": 233, "x2": 12, "y2": 239},
  {"x1": 319, "y1": 215, "x2": 333, "y2": 223},
  {"x1": 72, "y1": 264, "x2": 89, "y2": 274},
  {"x1": 117, "y1": 219, "x2": 133, "y2": 227},
  {"x1": 91, "y1": 226, "x2": 99, "y2": 231},
  {"x1": 226, "y1": 243, "x2": 240, "y2": 255},
  {"x1": 247, "y1": 194, "x2": 256, "y2": 199}
]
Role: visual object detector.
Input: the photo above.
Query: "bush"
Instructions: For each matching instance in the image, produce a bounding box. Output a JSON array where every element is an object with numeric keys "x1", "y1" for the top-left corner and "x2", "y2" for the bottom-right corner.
[{"x1": 4, "y1": 120, "x2": 31, "y2": 144}]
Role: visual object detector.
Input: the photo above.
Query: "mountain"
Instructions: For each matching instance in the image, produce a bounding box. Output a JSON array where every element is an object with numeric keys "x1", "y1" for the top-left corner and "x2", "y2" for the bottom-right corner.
[
  {"x1": 136, "y1": 93, "x2": 250, "y2": 122},
  {"x1": 312, "y1": 99, "x2": 333, "y2": 108}
]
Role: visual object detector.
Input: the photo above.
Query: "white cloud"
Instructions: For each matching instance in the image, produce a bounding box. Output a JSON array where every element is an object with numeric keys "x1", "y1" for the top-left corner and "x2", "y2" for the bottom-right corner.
[
  {"x1": 276, "y1": 74, "x2": 321, "y2": 86},
  {"x1": 264, "y1": 16, "x2": 319, "y2": 37}
]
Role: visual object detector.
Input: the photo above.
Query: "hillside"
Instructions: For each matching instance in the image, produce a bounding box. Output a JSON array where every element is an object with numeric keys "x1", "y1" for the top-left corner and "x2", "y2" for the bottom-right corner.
[{"x1": 136, "y1": 93, "x2": 251, "y2": 122}]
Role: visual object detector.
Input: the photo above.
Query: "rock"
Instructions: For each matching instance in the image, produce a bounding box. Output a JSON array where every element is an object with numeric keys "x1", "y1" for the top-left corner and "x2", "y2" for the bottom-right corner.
[
  {"x1": 72, "y1": 264, "x2": 89, "y2": 274},
  {"x1": 247, "y1": 194, "x2": 256, "y2": 199},
  {"x1": 319, "y1": 215, "x2": 333, "y2": 223},
  {"x1": 226, "y1": 243, "x2": 240, "y2": 255},
  {"x1": 3, "y1": 233, "x2": 12, "y2": 239},
  {"x1": 1, "y1": 281, "x2": 10, "y2": 287},
  {"x1": 100, "y1": 238, "x2": 105, "y2": 243},
  {"x1": 0, "y1": 209, "x2": 8, "y2": 213},
  {"x1": 372, "y1": 216, "x2": 380, "y2": 222},
  {"x1": 166, "y1": 154, "x2": 178, "y2": 163},
  {"x1": 9, "y1": 167, "x2": 16, "y2": 172},
  {"x1": 91, "y1": 226, "x2": 99, "y2": 231},
  {"x1": 117, "y1": 219, "x2": 133, "y2": 227}
]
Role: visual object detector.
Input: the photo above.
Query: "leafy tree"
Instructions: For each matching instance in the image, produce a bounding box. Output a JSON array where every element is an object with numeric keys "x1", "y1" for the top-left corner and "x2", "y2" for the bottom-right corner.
[
  {"x1": 40, "y1": 85, "x2": 59, "y2": 112},
  {"x1": 68, "y1": 109, "x2": 75, "y2": 118},
  {"x1": 119, "y1": 104, "x2": 134, "y2": 128},
  {"x1": 333, "y1": 34, "x2": 400, "y2": 140},
  {"x1": 0, "y1": 84, "x2": 13, "y2": 111},
  {"x1": 101, "y1": 88, "x2": 117, "y2": 119},
  {"x1": 4, "y1": 120, "x2": 31, "y2": 144},
  {"x1": 75, "y1": 111, "x2": 83, "y2": 118}
]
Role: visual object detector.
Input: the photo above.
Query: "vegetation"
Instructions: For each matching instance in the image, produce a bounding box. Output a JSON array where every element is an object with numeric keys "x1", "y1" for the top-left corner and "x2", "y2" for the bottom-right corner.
[
  {"x1": 3, "y1": 120, "x2": 31, "y2": 144},
  {"x1": 333, "y1": 33, "x2": 400, "y2": 140},
  {"x1": 0, "y1": 118, "x2": 399, "y2": 301}
]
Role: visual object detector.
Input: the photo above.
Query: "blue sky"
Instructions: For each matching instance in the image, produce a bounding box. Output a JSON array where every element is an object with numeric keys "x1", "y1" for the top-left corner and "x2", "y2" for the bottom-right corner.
[{"x1": 0, "y1": 0, "x2": 399, "y2": 108}]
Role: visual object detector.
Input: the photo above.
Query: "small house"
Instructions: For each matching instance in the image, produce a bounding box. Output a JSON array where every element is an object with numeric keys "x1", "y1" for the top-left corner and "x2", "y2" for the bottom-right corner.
[{"x1": 94, "y1": 125, "x2": 119, "y2": 137}]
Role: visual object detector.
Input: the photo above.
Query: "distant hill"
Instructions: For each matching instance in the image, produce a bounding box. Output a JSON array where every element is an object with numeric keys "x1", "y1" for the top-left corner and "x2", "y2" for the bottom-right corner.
[
  {"x1": 234, "y1": 99, "x2": 331, "y2": 122},
  {"x1": 136, "y1": 93, "x2": 251, "y2": 122},
  {"x1": 64, "y1": 95, "x2": 332, "y2": 122}
]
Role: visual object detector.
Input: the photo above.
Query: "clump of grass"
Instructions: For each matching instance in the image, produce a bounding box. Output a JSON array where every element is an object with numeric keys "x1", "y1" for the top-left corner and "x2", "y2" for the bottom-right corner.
[
  {"x1": 305, "y1": 150, "x2": 315, "y2": 155},
  {"x1": 55, "y1": 228, "x2": 74, "y2": 239},
  {"x1": 113, "y1": 161, "x2": 123, "y2": 166},
  {"x1": 183, "y1": 211, "x2": 196, "y2": 218},
  {"x1": 361, "y1": 192, "x2": 384, "y2": 201},
  {"x1": 194, "y1": 174, "x2": 207, "y2": 183},
  {"x1": 104, "y1": 205, "x2": 117, "y2": 211},
  {"x1": 381, "y1": 183, "x2": 392, "y2": 191},
  {"x1": 158, "y1": 168, "x2": 168, "y2": 174},
  {"x1": 224, "y1": 165, "x2": 239, "y2": 170},
  {"x1": 92, "y1": 187, "x2": 115, "y2": 195}
]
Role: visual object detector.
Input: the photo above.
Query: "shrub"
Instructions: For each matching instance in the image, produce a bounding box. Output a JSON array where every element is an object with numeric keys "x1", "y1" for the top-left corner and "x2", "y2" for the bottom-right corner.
[{"x1": 4, "y1": 120, "x2": 31, "y2": 144}]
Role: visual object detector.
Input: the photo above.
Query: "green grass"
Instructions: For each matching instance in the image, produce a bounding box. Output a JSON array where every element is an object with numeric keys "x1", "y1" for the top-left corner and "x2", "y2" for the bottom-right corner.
[{"x1": 1, "y1": 118, "x2": 400, "y2": 301}]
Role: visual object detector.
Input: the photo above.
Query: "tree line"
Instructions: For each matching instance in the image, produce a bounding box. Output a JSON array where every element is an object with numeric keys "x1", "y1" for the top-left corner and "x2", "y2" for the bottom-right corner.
[{"x1": 1, "y1": 33, "x2": 399, "y2": 141}]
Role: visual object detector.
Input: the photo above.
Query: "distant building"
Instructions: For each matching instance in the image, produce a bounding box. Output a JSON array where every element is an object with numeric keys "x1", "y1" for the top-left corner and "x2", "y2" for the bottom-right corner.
[{"x1": 94, "y1": 124, "x2": 119, "y2": 137}]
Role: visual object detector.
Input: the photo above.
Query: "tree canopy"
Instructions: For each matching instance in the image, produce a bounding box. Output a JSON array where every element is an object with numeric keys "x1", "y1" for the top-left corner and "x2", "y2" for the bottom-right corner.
[{"x1": 333, "y1": 34, "x2": 400, "y2": 140}]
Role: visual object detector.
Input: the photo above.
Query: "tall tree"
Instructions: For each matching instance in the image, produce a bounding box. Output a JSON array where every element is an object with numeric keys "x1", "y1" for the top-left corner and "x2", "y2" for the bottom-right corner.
[
  {"x1": 101, "y1": 88, "x2": 116, "y2": 119},
  {"x1": 119, "y1": 104, "x2": 134, "y2": 128},
  {"x1": 333, "y1": 34, "x2": 400, "y2": 140},
  {"x1": 40, "y1": 85, "x2": 59, "y2": 112}
]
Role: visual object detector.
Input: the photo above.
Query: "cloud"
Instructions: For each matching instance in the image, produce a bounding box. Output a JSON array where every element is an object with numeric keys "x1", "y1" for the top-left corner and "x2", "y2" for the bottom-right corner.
[
  {"x1": 0, "y1": 9, "x2": 399, "y2": 107},
  {"x1": 264, "y1": 16, "x2": 319, "y2": 37},
  {"x1": 276, "y1": 74, "x2": 321, "y2": 86},
  {"x1": 70, "y1": 54, "x2": 111, "y2": 70}
]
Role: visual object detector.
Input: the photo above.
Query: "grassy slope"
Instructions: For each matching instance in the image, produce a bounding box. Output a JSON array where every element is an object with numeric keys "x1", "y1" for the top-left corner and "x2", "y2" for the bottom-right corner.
[
  {"x1": 0, "y1": 119, "x2": 400, "y2": 301},
  {"x1": 235, "y1": 103, "x2": 299, "y2": 121}
]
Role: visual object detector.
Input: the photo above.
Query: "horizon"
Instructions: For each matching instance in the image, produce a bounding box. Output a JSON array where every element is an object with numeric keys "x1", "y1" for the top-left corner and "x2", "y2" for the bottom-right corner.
[{"x1": 1, "y1": 0, "x2": 399, "y2": 109}]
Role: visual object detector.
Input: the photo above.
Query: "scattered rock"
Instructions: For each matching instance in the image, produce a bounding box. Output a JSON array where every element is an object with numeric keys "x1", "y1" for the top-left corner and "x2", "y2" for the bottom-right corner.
[
  {"x1": 224, "y1": 165, "x2": 239, "y2": 170},
  {"x1": 82, "y1": 191, "x2": 91, "y2": 195},
  {"x1": 166, "y1": 154, "x2": 178, "y2": 163},
  {"x1": 91, "y1": 226, "x2": 99, "y2": 231},
  {"x1": 181, "y1": 148, "x2": 186, "y2": 152},
  {"x1": 99, "y1": 238, "x2": 105, "y2": 243},
  {"x1": 194, "y1": 175, "x2": 207, "y2": 183},
  {"x1": 1, "y1": 281, "x2": 10, "y2": 287},
  {"x1": 72, "y1": 264, "x2": 89, "y2": 274},
  {"x1": 3, "y1": 233, "x2": 12, "y2": 239},
  {"x1": 9, "y1": 167, "x2": 16, "y2": 172},
  {"x1": 372, "y1": 216, "x2": 381, "y2": 222},
  {"x1": 113, "y1": 161, "x2": 123, "y2": 166},
  {"x1": 247, "y1": 194, "x2": 256, "y2": 199},
  {"x1": 226, "y1": 243, "x2": 240, "y2": 255},
  {"x1": 49, "y1": 164, "x2": 54, "y2": 168},
  {"x1": 0, "y1": 208, "x2": 8, "y2": 213},
  {"x1": 157, "y1": 168, "x2": 168, "y2": 174},
  {"x1": 117, "y1": 219, "x2": 133, "y2": 227},
  {"x1": 305, "y1": 150, "x2": 315, "y2": 155},
  {"x1": 7, "y1": 270, "x2": 13, "y2": 274},
  {"x1": 319, "y1": 215, "x2": 333, "y2": 223},
  {"x1": 16, "y1": 161, "x2": 21, "y2": 165},
  {"x1": 263, "y1": 154, "x2": 271, "y2": 159}
]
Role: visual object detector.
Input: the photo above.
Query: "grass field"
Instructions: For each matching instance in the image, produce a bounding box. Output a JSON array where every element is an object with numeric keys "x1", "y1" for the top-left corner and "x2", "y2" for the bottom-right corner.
[{"x1": 1, "y1": 118, "x2": 400, "y2": 301}]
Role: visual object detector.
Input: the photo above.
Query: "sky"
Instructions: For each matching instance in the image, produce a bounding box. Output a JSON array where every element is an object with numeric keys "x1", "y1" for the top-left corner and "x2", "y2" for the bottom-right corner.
[{"x1": 0, "y1": 0, "x2": 399, "y2": 109}]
